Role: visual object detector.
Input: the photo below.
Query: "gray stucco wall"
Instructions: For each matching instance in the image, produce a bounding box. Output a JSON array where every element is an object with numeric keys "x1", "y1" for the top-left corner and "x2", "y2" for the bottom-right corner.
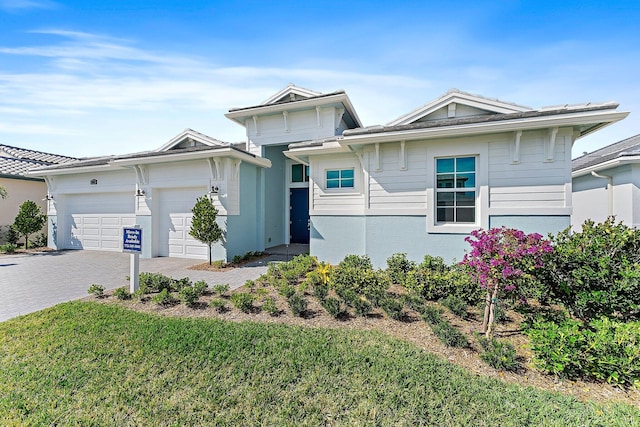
[
  {"x1": 311, "y1": 214, "x2": 570, "y2": 268},
  {"x1": 263, "y1": 145, "x2": 287, "y2": 248},
  {"x1": 226, "y1": 163, "x2": 264, "y2": 259}
]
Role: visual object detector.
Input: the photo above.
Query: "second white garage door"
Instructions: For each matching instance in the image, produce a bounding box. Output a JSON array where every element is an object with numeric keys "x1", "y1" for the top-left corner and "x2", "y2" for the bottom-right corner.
[{"x1": 156, "y1": 188, "x2": 209, "y2": 259}]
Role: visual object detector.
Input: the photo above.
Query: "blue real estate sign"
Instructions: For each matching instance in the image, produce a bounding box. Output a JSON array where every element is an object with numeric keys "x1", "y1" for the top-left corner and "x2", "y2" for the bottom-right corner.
[{"x1": 123, "y1": 227, "x2": 142, "y2": 253}]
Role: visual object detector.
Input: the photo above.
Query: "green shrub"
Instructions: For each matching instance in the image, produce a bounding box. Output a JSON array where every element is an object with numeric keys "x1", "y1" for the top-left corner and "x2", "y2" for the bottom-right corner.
[
  {"x1": 209, "y1": 298, "x2": 227, "y2": 313},
  {"x1": 441, "y1": 295, "x2": 467, "y2": 319},
  {"x1": 527, "y1": 317, "x2": 640, "y2": 387},
  {"x1": 539, "y1": 218, "x2": 640, "y2": 322},
  {"x1": 353, "y1": 297, "x2": 372, "y2": 317},
  {"x1": 403, "y1": 256, "x2": 480, "y2": 304},
  {"x1": 380, "y1": 297, "x2": 404, "y2": 320},
  {"x1": 30, "y1": 232, "x2": 47, "y2": 248},
  {"x1": 312, "y1": 282, "x2": 328, "y2": 301},
  {"x1": 322, "y1": 297, "x2": 343, "y2": 319},
  {"x1": 421, "y1": 305, "x2": 444, "y2": 325},
  {"x1": 173, "y1": 277, "x2": 192, "y2": 292},
  {"x1": 330, "y1": 255, "x2": 390, "y2": 307},
  {"x1": 386, "y1": 253, "x2": 416, "y2": 285},
  {"x1": 178, "y1": 286, "x2": 200, "y2": 306},
  {"x1": 87, "y1": 283, "x2": 105, "y2": 298},
  {"x1": 430, "y1": 320, "x2": 468, "y2": 348},
  {"x1": 4, "y1": 226, "x2": 19, "y2": 245},
  {"x1": 0, "y1": 243, "x2": 17, "y2": 253},
  {"x1": 212, "y1": 283, "x2": 230, "y2": 295},
  {"x1": 139, "y1": 272, "x2": 174, "y2": 293},
  {"x1": 212, "y1": 260, "x2": 225, "y2": 268},
  {"x1": 267, "y1": 255, "x2": 317, "y2": 286},
  {"x1": 243, "y1": 279, "x2": 255, "y2": 290},
  {"x1": 476, "y1": 335, "x2": 519, "y2": 371},
  {"x1": 151, "y1": 289, "x2": 177, "y2": 306},
  {"x1": 232, "y1": 255, "x2": 243, "y2": 264},
  {"x1": 262, "y1": 297, "x2": 279, "y2": 316},
  {"x1": 277, "y1": 281, "x2": 296, "y2": 299},
  {"x1": 113, "y1": 286, "x2": 131, "y2": 300},
  {"x1": 288, "y1": 293, "x2": 308, "y2": 317},
  {"x1": 193, "y1": 280, "x2": 208, "y2": 296},
  {"x1": 230, "y1": 292, "x2": 255, "y2": 313}
]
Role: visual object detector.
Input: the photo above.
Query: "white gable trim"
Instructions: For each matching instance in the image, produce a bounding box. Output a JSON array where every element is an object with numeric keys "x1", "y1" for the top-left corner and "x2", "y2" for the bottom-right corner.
[
  {"x1": 261, "y1": 84, "x2": 322, "y2": 105},
  {"x1": 387, "y1": 90, "x2": 532, "y2": 126},
  {"x1": 156, "y1": 129, "x2": 226, "y2": 152}
]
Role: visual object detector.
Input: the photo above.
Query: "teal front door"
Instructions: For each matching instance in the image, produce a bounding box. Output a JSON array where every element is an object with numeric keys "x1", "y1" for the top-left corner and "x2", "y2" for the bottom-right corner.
[{"x1": 290, "y1": 188, "x2": 309, "y2": 244}]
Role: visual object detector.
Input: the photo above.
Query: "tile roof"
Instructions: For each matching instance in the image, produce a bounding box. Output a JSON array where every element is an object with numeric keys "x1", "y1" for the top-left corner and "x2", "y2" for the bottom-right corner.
[
  {"x1": 228, "y1": 90, "x2": 347, "y2": 113},
  {"x1": 572, "y1": 133, "x2": 640, "y2": 172},
  {"x1": 0, "y1": 144, "x2": 78, "y2": 179}
]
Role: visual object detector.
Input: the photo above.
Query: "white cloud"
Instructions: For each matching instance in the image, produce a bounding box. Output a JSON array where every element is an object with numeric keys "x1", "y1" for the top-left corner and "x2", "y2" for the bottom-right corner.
[{"x1": 0, "y1": 0, "x2": 57, "y2": 11}]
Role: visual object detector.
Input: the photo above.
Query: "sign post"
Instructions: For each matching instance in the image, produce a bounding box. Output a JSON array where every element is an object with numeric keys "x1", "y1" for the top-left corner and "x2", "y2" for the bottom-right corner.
[{"x1": 123, "y1": 226, "x2": 142, "y2": 293}]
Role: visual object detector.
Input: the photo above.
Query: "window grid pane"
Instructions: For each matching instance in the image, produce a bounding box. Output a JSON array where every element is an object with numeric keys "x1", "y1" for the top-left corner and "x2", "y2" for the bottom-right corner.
[
  {"x1": 435, "y1": 156, "x2": 476, "y2": 224},
  {"x1": 326, "y1": 168, "x2": 355, "y2": 189}
]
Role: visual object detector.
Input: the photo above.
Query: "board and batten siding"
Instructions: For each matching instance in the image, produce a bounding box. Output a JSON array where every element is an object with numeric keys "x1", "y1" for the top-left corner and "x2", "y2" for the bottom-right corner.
[
  {"x1": 310, "y1": 154, "x2": 364, "y2": 214},
  {"x1": 488, "y1": 130, "x2": 571, "y2": 212},
  {"x1": 367, "y1": 141, "x2": 427, "y2": 212}
]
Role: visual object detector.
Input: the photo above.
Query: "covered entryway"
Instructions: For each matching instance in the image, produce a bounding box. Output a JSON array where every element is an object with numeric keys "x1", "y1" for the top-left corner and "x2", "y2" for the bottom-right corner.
[
  {"x1": 155, "y1": 187, "x2": 209, "y2": 259},
  {"x1": 289, "y1": 188, "x2": 309, "y2": 244},
  {"x1": 62, "y1": 193, "x2": 135, "y2": 251}
]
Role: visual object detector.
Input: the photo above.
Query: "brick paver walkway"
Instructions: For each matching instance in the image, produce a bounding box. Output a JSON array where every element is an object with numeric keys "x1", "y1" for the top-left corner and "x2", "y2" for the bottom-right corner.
[{"x1": 0, "y1": 250, "x2": 288, "y2": 322}]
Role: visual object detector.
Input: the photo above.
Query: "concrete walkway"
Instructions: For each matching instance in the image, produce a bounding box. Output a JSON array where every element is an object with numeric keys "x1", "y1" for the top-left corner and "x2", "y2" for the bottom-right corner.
[{"x1": 0, "y1": 247, "x2": 307, "y2": 323}]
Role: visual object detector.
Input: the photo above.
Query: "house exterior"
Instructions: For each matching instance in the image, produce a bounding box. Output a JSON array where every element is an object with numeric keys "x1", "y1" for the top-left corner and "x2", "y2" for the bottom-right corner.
[
  {"x1": 572, "y1": 133, "x2": 640, "y2": 229},
  {"x1": 0, "y1": 144, "x2": 77, "y2": 243},
  {"x1": 31, "y1": 85, "x2": 628, "y2": 265}
]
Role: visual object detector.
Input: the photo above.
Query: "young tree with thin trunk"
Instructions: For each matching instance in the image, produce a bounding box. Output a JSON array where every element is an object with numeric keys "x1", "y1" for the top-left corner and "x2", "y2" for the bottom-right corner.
[
  {"x1": 13, "y1": 200, "x2": 46, "y2": 250},
  {"x1": 461, "y1": 227, "x2": 552, "y2": 338},
  {"x1": 189, "y1": 195, "x2": 224, "y2": 265}
]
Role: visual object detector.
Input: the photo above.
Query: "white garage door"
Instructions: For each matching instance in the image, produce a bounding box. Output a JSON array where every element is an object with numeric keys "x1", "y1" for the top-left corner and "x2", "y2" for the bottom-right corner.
[
  {"x1": 156, "y1": 188, "x2": 208, "y2": 259},
  {"x1": 63, "y1": 193, "x2": 135, "y2": 251}
]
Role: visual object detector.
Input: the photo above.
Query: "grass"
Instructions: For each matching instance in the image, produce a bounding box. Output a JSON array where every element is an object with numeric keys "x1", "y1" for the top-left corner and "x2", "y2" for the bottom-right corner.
[{"x1": 1, "y1": 302, "x2": 638, "y2": 426}]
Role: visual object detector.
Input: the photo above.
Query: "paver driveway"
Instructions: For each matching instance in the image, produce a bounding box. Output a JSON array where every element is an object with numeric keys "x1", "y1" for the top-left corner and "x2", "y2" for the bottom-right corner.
[{"x1": 0, "y1": 250, "x2": 275, "y2": 323}]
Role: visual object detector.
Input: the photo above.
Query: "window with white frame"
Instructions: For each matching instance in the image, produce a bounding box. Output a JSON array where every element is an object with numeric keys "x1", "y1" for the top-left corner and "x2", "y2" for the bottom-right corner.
[
  {"x1": 291, "y1": 164, "x2": 309, "y2": 183},
  {"x1": 325, "y1": 168, "x2": 354, "y2": 189},
  {"x1": 435, "y1": 156, "x2": 476, "y2": 223}
]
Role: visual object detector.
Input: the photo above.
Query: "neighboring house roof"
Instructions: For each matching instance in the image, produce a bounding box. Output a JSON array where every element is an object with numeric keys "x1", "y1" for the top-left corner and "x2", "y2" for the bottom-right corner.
[
  {"x1": 226, "y1": 84, "x2": 362, "y2": 129},
  {"x1": 572, "y1": 133, "x2": 640, "y2": 176},
  {"x1": 0, "y1": 144, "x2": 77, "y2": 181}
]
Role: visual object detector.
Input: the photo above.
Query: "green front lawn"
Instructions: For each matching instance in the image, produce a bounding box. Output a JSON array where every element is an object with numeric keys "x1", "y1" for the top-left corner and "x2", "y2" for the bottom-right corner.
[{"x1": 1, "y1": 302, "x2": 637, "y2": 426}]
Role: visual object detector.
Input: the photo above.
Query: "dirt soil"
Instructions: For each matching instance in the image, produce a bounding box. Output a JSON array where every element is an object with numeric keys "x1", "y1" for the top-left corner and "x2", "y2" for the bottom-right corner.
[{"x1": 93, "y1": 284, "x2": 640, "y2": 408}]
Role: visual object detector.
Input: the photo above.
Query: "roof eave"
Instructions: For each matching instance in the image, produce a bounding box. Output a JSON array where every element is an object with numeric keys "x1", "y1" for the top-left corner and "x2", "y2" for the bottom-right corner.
[
  {"x1": 225, "y1": 92, "x2": 362, "y2": 128},
  {"x1": 111, "y1": 147, "x2": 271, "y2": 168},
  {"x1": 29, "y1": 163, "x2": 115, "y2": 177},
  {"x1": 341, "y1": 110, "x2": 629, "y2": 146},
  {"x1": 572, "y1": 155, "x2": 640, "y2": 178}
]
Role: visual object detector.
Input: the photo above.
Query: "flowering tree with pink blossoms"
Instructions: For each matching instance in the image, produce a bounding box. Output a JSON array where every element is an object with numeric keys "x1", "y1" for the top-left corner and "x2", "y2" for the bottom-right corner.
[{"x1": 461, "y1": 227, "x2": 553, "y2": 337}]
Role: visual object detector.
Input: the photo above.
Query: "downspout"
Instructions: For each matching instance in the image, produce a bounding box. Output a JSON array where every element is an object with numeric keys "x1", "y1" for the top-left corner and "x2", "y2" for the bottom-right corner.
[{"x1": 591, "y1": 171, "x2": 613, "y2": 216}]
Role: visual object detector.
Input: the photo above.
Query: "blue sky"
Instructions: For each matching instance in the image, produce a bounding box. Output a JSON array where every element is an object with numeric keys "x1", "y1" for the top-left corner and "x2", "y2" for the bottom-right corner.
[{"x1": 0, "y1": 0, "x2": 638, "y2": 158}]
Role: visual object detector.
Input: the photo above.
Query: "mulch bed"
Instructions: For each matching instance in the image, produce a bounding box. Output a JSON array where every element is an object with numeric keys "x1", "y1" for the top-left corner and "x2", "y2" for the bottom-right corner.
[{"x1": 90, "y1": 284, "x2": 640, "y2": 408}]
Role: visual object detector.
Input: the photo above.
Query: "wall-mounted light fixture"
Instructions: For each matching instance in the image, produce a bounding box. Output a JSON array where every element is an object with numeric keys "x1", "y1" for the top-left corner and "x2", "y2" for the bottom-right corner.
[
  {"x1": 43, "y1": 194, "x2": 54, "y2": 201},
  {"x1": 90, "y1": 179, "x2": 98, "y2": 185},
  {"x1": 136, "y1": 188, "x2": 146, "y2": 197},
  {"x1": 210, "y1": 186, "x2": 219, "y2": 194}
]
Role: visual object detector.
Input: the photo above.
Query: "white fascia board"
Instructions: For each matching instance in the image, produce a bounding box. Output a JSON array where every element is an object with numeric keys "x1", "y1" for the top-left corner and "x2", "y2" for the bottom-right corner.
[
  {"x1": 285, "y1": 141, "x2": 349, "y2": 157},
  {"x1": 572, "y1": 156, "x2": 640, "y2": 178},
  {"x1": 27, "y1": 163, "x2": 115, "y2": 177},
  {"x1": 112, "y1": 148, "x2": 271, "y2": 168},
  {"x1": 261, "y1": 85, "x2": 322, "y2": 104},
  {"x1": 346, "y1": 110, "x2": 629, "y2": 146},
  {"x1": 225, "y1": 93, "x2": 362, "y2": 127}
]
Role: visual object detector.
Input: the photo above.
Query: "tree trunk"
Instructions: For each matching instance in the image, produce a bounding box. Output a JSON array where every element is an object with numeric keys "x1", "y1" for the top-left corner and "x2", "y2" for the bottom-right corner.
[
  {"x1": 24, "y1": 234, "x2": 29, "y2": 250},
  {"x1": 209, "y1": 244, "x2": 212, "y2": 265},
  {"x1": 485, "y1": 284, "x2": 499, "y2": 339},
  {"x1": 482, "y1": 288, "x2": 491, "y2": 333}
]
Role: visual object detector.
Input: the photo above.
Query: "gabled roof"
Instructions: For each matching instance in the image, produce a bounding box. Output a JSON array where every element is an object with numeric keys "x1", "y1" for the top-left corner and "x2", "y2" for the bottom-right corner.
[
  {"x1": 225, "y1": 85, "x2": 362, "y2": 129},
  {"x1": 155, "y1": 128, "x2": 227, "y2": 152},
  {"x1": 0, "y1": 144, "x2": 77, "y2": 180},
  {"x1": 572, "y1": 133, "x2": 640, "y2": 175},
  {"x1": 387, "y1": 89, "x2": 533, "y2": 126},
  {"x1": 261, "y1": 84, "x2": 323, "y2": 105}
]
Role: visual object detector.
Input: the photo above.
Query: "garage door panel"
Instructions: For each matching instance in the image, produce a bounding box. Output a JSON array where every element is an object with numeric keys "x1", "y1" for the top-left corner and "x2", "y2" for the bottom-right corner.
[
  {"x1": 63, "y1": 193, "x2": 135, "y2": 252},
  {"x1": 157, "y1": 188, "x2": 208, "y2": 259}
]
